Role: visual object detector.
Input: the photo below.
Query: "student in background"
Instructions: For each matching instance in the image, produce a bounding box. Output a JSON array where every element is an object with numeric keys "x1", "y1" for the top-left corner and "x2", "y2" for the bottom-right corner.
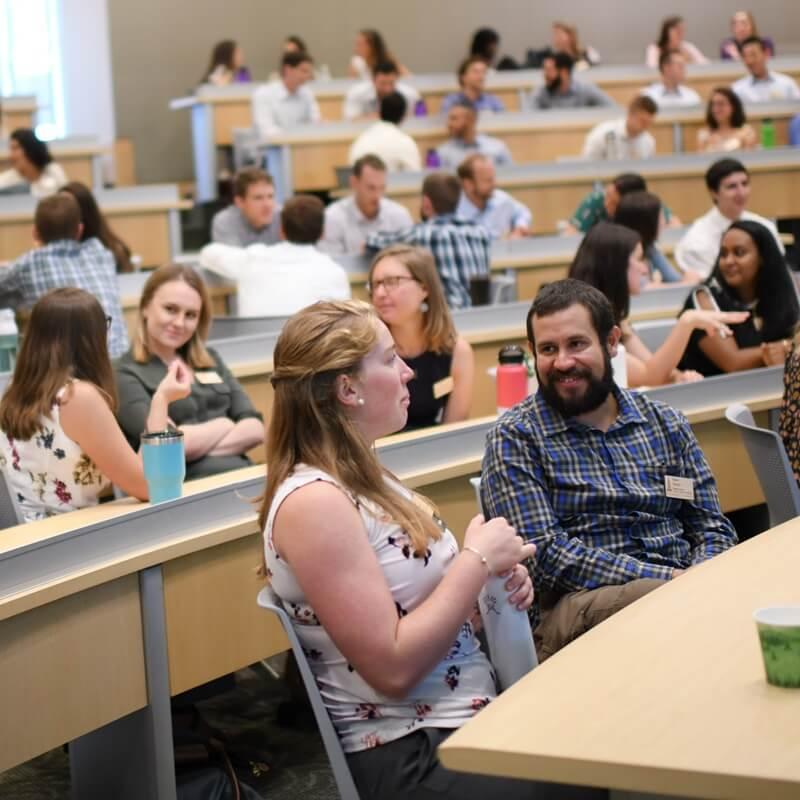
[
  {"x1": 568, "y1": 222, "x2": 744, "y2": 386},
  {"x1": 343, "y1": 60, "x2": 420, "y2": 121},
  {"x1": 0, "y1": 288, "x2": 190, "y2": 521},
  {"x1": 0, "y1": 129, "x2": 67, "y2": 197},
  {"x1": 469, "y1": 28, "x2": 500, "y2": 68},
  {"x1": 721, "y1": 11, "x2": 774, "y2": 61},
  {"x1": 581, "y1": 96, "x2": 658, "y2": 161},
  {"x1": 283, "y1": 35, "x2": 309, "y2": 55},
  {"x1": 368, "y1": 244, "x2": 474, "y2": 430},
  {"x1": 252, "y1": 51, "x2": 320, "y2": 138},
  {"x1": 441, "y1": 57, "x2": 505, "y2": 114},
  {"x1": 696, "y1": 87, "x2": 757, "y2": 152},
  {"x1": 211, "y1": 167, "x2": 281, "y2": 247},
  {"x1": 348, "y1": 29, "x2": 408, "y2": 82},
  {"x1": 321, "y1": 154, "x2": 413, "y2": 255},
  {"x1": 0, "y1": 194, "x2": 128, "y2": 356},
  {"x1": 436, "y1": 101, "x2": 512, "y2": 170},
  {"x1": 348, "y1": 93, "x2": 421, "y2": 172},
  {"x1": 645, "y1": 16, "x2": 708, "y2": 68},
  {"x1": 202, "y1": 40, "x2": 251, "y2": 86},
  {"x1": 642, "y1": 50, "x2": 701, "y2": 108},
  {"x1": 528, "y1": 52, "x2": 612, "y2": 109},
  {"x1": 613, "y1": 190, "x2": 693, "y2": 283},
  {"x1": 732, "y1": 37, "x2": 800, "y2": 102},
  {"x1": 59, "y1": 181, "x2": 133, "y2": 272},
  {"x1": 260, "y1": 300, "x2": 597, "y2": 800},
  {"x1": 678, "y1": 220, "x2": 798, "y2": 377},
  {"x1": 116, "y1": 265, "x2": 264, "y2": 479},
  {"x1": 551, "y1": 21, "x2": 600, "y2": 69}
]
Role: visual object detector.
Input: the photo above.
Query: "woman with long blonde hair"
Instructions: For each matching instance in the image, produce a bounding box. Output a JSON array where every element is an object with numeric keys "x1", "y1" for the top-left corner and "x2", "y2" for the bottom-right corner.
[
  {"x1": 368, "y1": 244, "x2": 474, "y2": 430},
  {"x1": 258, "y1": 300, "x2": 587, "y2": 800}
]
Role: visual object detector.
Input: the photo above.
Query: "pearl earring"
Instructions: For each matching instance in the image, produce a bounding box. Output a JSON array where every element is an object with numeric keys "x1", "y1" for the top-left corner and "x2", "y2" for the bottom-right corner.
[
  {"x1": 420, "y1": 301, "x2": 429, "y2": 312},
  {"x1": 357, "y1": 397, "x2": 365, "y2": 406}
]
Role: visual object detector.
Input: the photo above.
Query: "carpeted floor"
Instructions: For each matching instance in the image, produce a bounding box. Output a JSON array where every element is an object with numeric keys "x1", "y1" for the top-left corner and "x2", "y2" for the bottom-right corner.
[{"x1": 0, "y1": 660, "x2": 337, "y2": 799}]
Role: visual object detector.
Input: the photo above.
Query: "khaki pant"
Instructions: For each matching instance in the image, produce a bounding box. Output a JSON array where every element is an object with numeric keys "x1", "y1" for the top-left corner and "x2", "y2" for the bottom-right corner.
[{"x1": 534, "y1": 578, "x2": 667, "y2": 662}]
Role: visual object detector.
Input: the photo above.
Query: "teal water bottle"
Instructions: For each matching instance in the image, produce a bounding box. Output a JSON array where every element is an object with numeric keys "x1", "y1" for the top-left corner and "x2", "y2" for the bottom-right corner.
[
  {"x1": 0, "y1": 309, "x2": 18, "y2": 373},
  {"x1": 761, "y1": 118, "x2": 776, "y2": 149}
]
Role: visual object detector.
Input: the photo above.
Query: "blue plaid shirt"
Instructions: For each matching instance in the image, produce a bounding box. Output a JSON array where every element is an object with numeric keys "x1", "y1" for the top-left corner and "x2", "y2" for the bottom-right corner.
[
  {"x1": 0, "y1": 238, "x2": 129, "y2": 357},
  {"x1": 365, "y1": 215, "x2": 491, "y2": 309},
  {"x1": 481, "y1": 387, "x2": 737, "y2": 628}
]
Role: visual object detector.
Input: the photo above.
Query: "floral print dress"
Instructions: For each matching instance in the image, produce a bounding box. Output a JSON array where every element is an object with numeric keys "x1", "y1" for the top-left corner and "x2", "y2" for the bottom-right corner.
[
  {"x1": 0, "y1": 387, "x2": 108, "y2": 522},
  {"x1": 264, "y1": 464, "x2": 497, "y2": 754}
]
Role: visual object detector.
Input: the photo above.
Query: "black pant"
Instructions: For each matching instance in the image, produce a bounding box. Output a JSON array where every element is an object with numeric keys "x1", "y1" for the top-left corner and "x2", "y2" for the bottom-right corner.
[{"x1": 346, "y1": 727, "x2": 608, "y2": 800}]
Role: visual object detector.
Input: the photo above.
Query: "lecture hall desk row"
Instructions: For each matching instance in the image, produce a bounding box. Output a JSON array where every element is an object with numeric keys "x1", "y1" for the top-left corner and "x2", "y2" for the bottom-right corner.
[
  {"x1": 0, "y1": 362, "x2": 783, "y2": 799},
  {"x1": 175, "y1": 57, "x2": 800, "y2": 144},
  {"x1": 0, "y1": 184, "x2": 190, "y2": 266}
]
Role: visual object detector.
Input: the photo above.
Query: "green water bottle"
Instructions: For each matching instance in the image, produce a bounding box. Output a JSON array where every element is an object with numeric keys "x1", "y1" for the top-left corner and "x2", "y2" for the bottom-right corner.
[
  {"x1": 761, "y1": 118, "x2": 776, "y2": 149},
  {"x1": 0, "y1": 309, "x2": 19, "y2": 373}
]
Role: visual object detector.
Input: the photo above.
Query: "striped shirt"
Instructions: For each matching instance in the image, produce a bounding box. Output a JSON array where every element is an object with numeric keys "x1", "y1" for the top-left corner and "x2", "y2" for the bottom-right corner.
[
  {"x1": 365, "y1": 215, "x2": 491, "y2": 309},
  {"x1": 480, "y1": 387, "x2": 737, "y2": 629},
  {"x1": 0, "y1": 237, "x2": 128, "y2": 357}
]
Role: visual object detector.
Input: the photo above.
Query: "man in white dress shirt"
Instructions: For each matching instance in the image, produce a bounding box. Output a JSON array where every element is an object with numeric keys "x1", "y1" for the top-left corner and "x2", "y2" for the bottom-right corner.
[
  {"x1": 251, "y1": 51, "x2": 320, "y2": 138},
  {"x1": 320, "y1": 154, "x2": 413, "y2": 255},
  {"x1": 732, "y1": 37, "x2": 800, "y2": 102},
  {"x1": 582, "y1": 96, "x2": 658, "y2": 161},
  {"x1": 348, "y1": 93, "x2": 421, "y2": 172},
  {"x1": 455, "y1": 154, "x2": 531, "y2": 239},
  {"x1": 343, "y1": 60, "x2": 420, "y2": 121},
  {"x1": 436, "y1": 101, "x2": 513, "y2": 170},
  {"x1": 642, "y1": 50, "x2": 702, "y2": 108},
  {"x1": 200, "y1": 195, "x2": 351, "y2": 317},
  {"x1": 675, "y1": 158, "x2": 784, "y2": 278}
]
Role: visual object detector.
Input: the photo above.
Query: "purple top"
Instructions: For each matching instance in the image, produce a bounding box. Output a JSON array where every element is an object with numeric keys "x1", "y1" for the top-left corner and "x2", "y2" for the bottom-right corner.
[{"x1": 719, "y1": 36, "x2": 774, "y2": 60}]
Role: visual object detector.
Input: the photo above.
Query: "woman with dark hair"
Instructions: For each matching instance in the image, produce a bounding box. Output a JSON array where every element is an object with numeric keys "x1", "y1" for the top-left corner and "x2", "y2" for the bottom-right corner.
[
  {"x1": 551, "y1": 21, "x2": 600, "y2": 69},
  {"x1": 721, "y1": 10, "x2": 775, "y2": 60},
  {"x1": 614, "y1": 190, "x2": 690, "y2": 283},
  {"x1": 116, "y1": 264, "x2": 264, "y2": 479},
  {"x1": 679, "y1": 220, "x2": 799, "y2": 376},
  {"x1": 646, "y1": 16, "x2": 708, "y2": 68},
  {"x1": 0, "y1": 128, "x2": 67, "y2": 197},
  {"x1": 348, "y1": 28, "x2": 408, "y2": 81},
  {"x1": 0, "y1": 288, "x2": 190, "y2": 521},
  {"x1": 569, "y1": 222, "x2": 745, "y2": 386},
  {"x1": 283, "y1": 35, "x2": 308, "y2": 55},
  {"x1": 697, "y1": 87, "x2": 757, "y2": 152},
  {"x1": 469, "y1": 28, "x2": 500, "y2": 67},
  {"x1": 368, "y1": 244, "x2": 474, "y2": 430},
  {"x1": 202, "y1": 39, "x2": 251, "y2": 86},
  {"x1": 59, "y1": 181, "x2": 133, "y2": 272}
]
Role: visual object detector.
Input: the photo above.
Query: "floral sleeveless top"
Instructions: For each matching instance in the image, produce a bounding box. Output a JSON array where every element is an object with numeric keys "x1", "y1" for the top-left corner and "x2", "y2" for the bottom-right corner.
[
  {"x1": 0, "y1": 386, "x2": 108, "y2": 522},
  {"x1": 264, "y1": 464, "x2": 497, "y2": 753}
]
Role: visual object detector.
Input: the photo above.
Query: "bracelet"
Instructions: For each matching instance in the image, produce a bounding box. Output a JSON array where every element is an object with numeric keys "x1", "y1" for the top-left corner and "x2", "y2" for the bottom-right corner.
[{"x1": 463, "y1": 545, "x2": 491, "y2": 575}]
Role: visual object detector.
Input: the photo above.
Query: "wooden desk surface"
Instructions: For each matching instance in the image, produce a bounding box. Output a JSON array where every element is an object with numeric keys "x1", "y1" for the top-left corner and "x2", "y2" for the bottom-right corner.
[{"x1": 439, "y1": 519, "x2": 800, "y2": 799}]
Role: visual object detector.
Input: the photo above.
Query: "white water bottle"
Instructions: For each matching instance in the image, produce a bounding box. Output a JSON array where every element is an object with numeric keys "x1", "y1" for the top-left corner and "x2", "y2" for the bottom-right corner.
[
  {"x1": 478, "y1": 574, "x2": 538, "y2": 690},
  {"x1": 0, "y1": 309, "x2": 18, "y2": 373}
]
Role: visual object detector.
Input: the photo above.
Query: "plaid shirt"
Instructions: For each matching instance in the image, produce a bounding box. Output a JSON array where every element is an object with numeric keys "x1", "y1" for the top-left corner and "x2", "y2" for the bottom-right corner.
[
  {"x1": 0, "y1": 238, "x2": 129, "y2": 357},
  {"x1": 481, "y1": 387, "x2": 737, "y2": 629},
  {"x1": 365, "y1": 215, "x2": 491, "y2": 309}
]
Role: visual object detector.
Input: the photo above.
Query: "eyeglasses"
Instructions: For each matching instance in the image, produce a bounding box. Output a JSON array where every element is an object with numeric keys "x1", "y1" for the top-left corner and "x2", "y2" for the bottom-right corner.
[
  {"x1": 106, "y1": 315, "x2": 112, "y2": 330},
  {"x1": 367, "y1": 276, "x2": 419, "y2": 295}
]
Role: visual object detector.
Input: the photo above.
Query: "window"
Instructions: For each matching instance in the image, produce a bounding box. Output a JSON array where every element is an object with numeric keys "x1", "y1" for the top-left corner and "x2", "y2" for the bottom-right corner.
[{"x1": 0, "y1": 0, "x2": 64, "y2": 139}]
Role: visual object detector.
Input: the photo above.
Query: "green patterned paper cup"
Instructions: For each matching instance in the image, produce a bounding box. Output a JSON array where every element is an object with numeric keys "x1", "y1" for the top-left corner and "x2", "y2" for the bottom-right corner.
[{"x1": 754, "y1": 607, "x2": 800, "y2": 688}]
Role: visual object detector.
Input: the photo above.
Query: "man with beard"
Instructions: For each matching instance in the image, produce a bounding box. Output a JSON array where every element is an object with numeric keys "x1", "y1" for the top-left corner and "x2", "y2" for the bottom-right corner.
[
  {"x1": 481, "y1": 280, "x2": 737, "y2": 660},
  {"x1": 529, "y1": 51, "x2": 613, "y2": 110}
]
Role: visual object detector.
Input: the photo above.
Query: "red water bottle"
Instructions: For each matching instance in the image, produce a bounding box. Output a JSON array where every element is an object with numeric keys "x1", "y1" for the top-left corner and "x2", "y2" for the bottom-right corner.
[{"x1": 496, "y1": 345, "x2": 528, "y2": 413}]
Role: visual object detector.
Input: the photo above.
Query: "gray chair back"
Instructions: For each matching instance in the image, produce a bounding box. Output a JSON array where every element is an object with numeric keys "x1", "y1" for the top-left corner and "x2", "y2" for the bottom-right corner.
[
  {"x1": 256, "y1": 586, "x2": 361, "y2": 800},
  {"x1": 0, "y1": 470, "x2": 24, "y2": 528},
  {"x1": 725, "y1": 403, "x2": 800, "y2": 527}
]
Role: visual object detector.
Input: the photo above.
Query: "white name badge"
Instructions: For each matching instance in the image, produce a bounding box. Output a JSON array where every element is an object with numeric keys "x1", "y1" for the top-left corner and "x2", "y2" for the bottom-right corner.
[
  {"x1": 433, "y1": 376, "x2": 454, "y2": 400},
  {"x1": 665, "y1": 475, "x2": 694, "y2": 501},
  {"x1": 195, "y1": 370, "x2": 223, "y2": 385}
]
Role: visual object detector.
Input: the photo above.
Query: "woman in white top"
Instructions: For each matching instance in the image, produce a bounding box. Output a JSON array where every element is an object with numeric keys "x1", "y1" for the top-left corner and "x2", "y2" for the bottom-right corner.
[
  {"x1": 645, "y1": 16, "x2": 708, "y2": 69},
  {"x1": 348, "y1": 28, "x2": 409, "y2": 80},
  {"x1": 0, "y1": 288, "x2": 190, "y2": 522},
  {"x1": 261, "y1": 301, "x2": 601, "y2": 799},
  {"x1": 0, "y1": 128, "x2": 67, "y2": 197}
]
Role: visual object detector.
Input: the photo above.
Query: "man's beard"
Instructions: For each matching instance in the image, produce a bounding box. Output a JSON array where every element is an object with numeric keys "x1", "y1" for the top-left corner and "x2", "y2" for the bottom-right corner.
[
  {"x1": 546, "y1": 76, "x2": 563, "y2": 94},
  {"x1": 537, "y1": 351, "x2": 615, "y2": 417}
]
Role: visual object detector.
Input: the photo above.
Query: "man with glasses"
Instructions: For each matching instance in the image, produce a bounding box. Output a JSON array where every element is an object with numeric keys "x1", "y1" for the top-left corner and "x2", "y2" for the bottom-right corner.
[{"x1": 0, "y1": 193, "x2": 128, "y2": 356}]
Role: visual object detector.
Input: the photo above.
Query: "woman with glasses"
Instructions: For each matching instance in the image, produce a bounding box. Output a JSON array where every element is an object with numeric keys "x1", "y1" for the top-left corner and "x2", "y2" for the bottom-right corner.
[
  {"x1": 0, "y1": 288, "x2": 190, "y2": 522},
  {"x1": 368, "y1": 244, "x2": 474, "y2": 430}
]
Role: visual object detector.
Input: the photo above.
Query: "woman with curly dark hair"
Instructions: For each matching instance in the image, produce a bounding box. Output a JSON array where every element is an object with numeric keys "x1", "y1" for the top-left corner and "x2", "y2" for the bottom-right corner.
[{"x1": 0, "y1": 128, "x2": 67, "y2": 197}]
